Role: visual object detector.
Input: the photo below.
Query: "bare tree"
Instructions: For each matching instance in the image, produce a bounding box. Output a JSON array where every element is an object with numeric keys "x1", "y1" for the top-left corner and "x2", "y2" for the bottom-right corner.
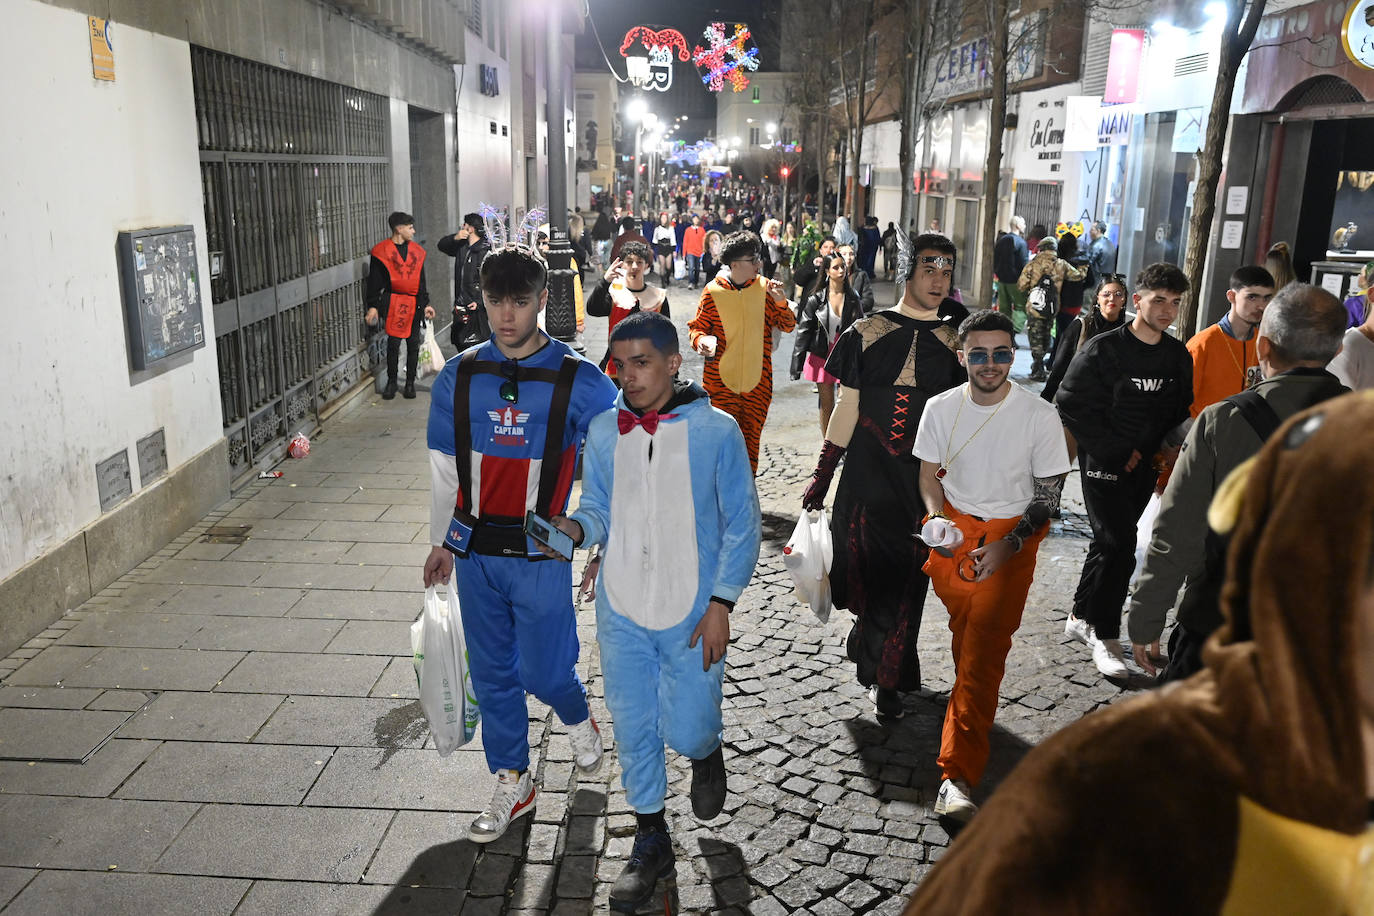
[
  {"x1": 975, "y1": 0, "x2": 1012, "y2": 310},
  {"x1": 783, "y1": 0, "x2": 839, "y2": 223},
  {"x1": 896, "y1": 0, "x2": 943, "y2": 234},
  {"x1": 1178, "y1": 0, "x2": 1268, "y2": 337},
  {"x1": 833, "y1": 0, "x2": 904, "y2": 227}
]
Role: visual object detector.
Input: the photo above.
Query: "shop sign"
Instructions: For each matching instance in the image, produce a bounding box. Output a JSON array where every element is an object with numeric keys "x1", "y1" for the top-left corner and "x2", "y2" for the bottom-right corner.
[
  {"x1": 1342, "y1": 0, "x2": 1374, "y2": 69},
  {"x1": 930, "y1": 12, "x2": 1045, "y2": 101},
  {"x1": 1016, "y1": 92, "x2": 1066, "y2": 181},
  {"x1": 1063, "y1": 96, "x2": 1102, "y2": 151},
  {"x1": 89, "y1": 16, "x2": 114, "y2": 81},
  {"x1": 1104, "y1": 30, "x2": 1146, "y2": 103}
]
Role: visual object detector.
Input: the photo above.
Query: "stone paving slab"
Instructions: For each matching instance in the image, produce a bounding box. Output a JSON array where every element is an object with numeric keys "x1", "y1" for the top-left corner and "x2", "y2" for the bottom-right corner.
[
  {"x1": 167, "y1": 584, "x2": 305, "y2": 617},
  {"x1": 179, "y1": 615, "x2": 345, "y2": 653},
  {"x1": 338, "y1": 541, "x2": 432, "y2": 568},
  {"x1": 117, "y1": 691, "x2": 285, "y2": 742},
  {"x1": 1, "y1": 871, "x2": 250, "y2": 916},
  {"x1": 0, "y1": 867, "x2": 35, "y2": 910},
  {"x1": 0, "y1": 686, "x2": 103, "y2": 709},
  {"x1": 56, "y1": 610, "x2": 208, "y2": 648},
  {"x1": 115, "y1": 740, "x2": 332, "y2": 804},
  {"x1": 0, "y1": 796, "x2": 198, "y2": 869},
  {"x1": 215, "y1": 651, "x2": 389, "y2": 697},
  {"x1": 308, "y1": 520, "x2": 425, "y2": 543},
  {"x1": 377, "y1": 504, "x2": 431, "y2": 525},
  {"x1": 303, "y1": 746, "x2": 490, "y2": 811},
  {"x1": 277, "y1": 502, "x2": 389, "y2": 522},
  {"x1": 285, "y1": 589, "x2": 419, "y2": 621},
  {"x1": 217, "y1": 517, "x2": 322, "y2": 540},
  {"x1": 1, "y1": 647, "x2": 101, "y2": 687},
  {"x1": 86, "y1": 690, "x2": 152, "y2": 712},
  {"x1": 373, "y1": 566, "x2": 426, "y2": 593},
  {"x1": 0, "y1": 739, "x2": 159, "y2": 797},
  {"x1": 322, "y1": 619, "x2": 412, "y2": 656},
  {"x1": 140, "y1": 559, "x2": 268, "y2": 587},
  {"x1": 0, "y1": 708, "x2": 133, "y2": 761},
  {"x1": 59, "y1": 647, "x2": 245, "y2": 692},
  {"x1": 253, "y1": 695, "x2": 426, "y2": 748},
  {"x1": 223, "y1": 538, "x2": 354, "y2": 564},
  {"x1": 369, "y1": 657, "x2": 421, "y2": 699},
  {"x1": 155, "y1": 805, "x2": 392, "y2": 882},
  {"x1": 250, "y1": 561, "x2": 388, "y2": 591},
  {"x1": 361, "y1": 810, "x2": 481, "y2": 887},
  {"x1": 233, "y1": 879, "x2": 462, "y2": 915}
]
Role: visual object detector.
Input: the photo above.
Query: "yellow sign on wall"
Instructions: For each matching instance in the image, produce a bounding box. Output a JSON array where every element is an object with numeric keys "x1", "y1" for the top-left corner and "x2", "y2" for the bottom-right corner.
[
  {"x1": 1343, "y1": 0, "x2": 1374, "y2": 70},
  {"x1": 89, "y1": 17, "x2": 114, "y2": 81}
]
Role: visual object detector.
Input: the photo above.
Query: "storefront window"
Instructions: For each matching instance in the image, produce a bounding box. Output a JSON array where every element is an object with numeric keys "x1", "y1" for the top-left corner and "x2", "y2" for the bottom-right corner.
[{"x1": 1118, "y1": 112, "x2": 1195, "y2": 287}]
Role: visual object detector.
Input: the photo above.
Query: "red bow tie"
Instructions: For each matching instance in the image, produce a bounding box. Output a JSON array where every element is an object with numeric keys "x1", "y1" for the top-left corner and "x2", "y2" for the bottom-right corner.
[{"x1": 618, "y1": 408, "x2": 677, "y2": 436}]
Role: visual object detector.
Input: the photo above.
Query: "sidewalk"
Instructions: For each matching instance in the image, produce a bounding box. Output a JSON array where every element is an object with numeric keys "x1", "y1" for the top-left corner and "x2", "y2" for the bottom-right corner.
[{"x1": 0, "y1": 282, "x2": 1144, "y2": 915}]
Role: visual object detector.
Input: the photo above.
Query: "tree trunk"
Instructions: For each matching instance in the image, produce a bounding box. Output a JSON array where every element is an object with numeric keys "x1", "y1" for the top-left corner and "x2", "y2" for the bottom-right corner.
[
  {"x1": 1178, "y1": 0, "x2": 1268, "y2": 337},
  {"x1": 898, "y1": 2, "x2": 922, "y2": 232},
  {"x1": 847, "y1": 0, "x2": 876, "y2": 228},
  {"x1": 976, "y1": 0, "x2": 1009, "y2": 310}
]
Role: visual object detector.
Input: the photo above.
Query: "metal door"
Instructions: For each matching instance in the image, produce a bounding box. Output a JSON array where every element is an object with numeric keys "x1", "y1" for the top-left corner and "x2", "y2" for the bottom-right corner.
[{"x1": 192, "y1": 48, "x2": 391, "y2": 486}]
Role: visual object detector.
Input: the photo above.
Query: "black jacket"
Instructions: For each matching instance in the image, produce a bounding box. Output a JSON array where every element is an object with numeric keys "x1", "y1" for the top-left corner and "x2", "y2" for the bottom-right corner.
[
  {"x1": 791, "y1": 288, "x2": 862, "y2": 379},
  {"x1": 1041, "y1": 312, "x2": 1126, "y2": 402},
  {"x1": 993, "y1": 232, "x2": 1029, "y2": 283},
  {"x1": 1054, "y1": 324, "x2": 1193, "y2": 470},
  {"x1": 849, "y1": 270, "x2": 876, "y2": 315},
  {"x1": 437, "y1": 233, "x2": 490, "y2": 308}
]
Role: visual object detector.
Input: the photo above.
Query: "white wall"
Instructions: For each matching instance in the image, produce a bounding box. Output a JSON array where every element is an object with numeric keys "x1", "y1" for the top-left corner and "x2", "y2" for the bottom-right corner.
[
  {"x1": 455, "y1": 39, "x2": 515, "y2": 215},
  {"x1": 0, "y1": 1, "x2": 222, "y2": 578},
  {"x1": 861, "y1": 120, "x2": 903, "y2": 230}
]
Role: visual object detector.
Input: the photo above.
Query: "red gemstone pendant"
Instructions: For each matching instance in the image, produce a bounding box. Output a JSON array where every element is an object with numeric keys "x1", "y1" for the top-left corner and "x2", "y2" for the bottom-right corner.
[{"x1": 935, "y1": 466, "x2": 948, "y2": 480}]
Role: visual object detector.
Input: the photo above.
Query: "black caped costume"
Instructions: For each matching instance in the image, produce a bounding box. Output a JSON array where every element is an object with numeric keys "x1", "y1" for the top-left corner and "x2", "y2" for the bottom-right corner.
[{"x1": 823, "y1": 303, "x2": 965, "y2": 690}]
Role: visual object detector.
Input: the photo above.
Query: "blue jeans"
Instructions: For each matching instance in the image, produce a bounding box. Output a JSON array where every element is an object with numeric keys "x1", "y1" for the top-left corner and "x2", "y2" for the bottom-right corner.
[{"x1": 685, "y1": 254, "x2": 701, "y2": 286}]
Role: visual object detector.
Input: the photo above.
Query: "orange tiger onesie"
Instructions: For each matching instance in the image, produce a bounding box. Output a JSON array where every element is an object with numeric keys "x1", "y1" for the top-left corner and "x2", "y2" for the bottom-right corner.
[{"x1": 688, "y1": 276, "x2": 796, "y2": 474}]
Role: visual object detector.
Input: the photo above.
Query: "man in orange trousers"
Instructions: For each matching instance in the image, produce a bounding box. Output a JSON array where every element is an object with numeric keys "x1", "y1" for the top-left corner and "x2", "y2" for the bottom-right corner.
[{"x1": 912, "y1": 309, "x2": 1071, "y2": 823}]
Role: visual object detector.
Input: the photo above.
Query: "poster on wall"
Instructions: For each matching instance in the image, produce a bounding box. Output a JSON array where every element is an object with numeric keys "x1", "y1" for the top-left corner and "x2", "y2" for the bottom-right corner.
[{"x1": 1328, "y1": 171, "x2": 1374, "y2": 254}]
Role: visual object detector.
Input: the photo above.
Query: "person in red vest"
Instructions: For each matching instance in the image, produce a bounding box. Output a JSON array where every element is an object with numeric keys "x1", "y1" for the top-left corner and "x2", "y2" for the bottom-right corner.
[{"x1": 366, "y1": 211, "x2": 434, "y2": 399}]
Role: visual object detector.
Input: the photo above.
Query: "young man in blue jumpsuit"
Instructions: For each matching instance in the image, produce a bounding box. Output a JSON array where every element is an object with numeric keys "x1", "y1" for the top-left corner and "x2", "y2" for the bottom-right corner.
[
  {"x1": 546, "y1": 311, "x2": 762, "y2": 911},
  {"x1": 423, "y1": 246, "x2": 618, "y2": 845}
]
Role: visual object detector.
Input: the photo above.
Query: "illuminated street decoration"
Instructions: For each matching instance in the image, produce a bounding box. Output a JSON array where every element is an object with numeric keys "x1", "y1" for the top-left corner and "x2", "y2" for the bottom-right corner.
[
  {"x1": 693, "y1": 22, "x2": 759, "y2": 93},
  {"x1": 620, "y1": 26, "x2": 690, "y2": 92}
]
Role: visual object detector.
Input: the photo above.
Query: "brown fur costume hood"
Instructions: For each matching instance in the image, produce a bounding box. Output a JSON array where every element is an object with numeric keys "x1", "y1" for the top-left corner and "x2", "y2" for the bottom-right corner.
[{"x1": 905, "y1": 392, "x2": 1374, "y2": 914}]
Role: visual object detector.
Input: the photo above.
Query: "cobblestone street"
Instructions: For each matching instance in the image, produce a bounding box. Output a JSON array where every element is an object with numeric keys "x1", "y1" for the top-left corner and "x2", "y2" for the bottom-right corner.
[{"x1": 0, "y1": 281, "x2": 1150, "y2": 914}]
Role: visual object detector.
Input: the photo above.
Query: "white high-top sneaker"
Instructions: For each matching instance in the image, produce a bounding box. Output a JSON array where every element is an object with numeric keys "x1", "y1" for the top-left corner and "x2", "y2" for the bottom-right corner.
[
  {"x1": 568, "y1": 715, "x2": 604, "y2": 775},
  {"x1": 468, "y1": 769, "x2": 536, "y2": 844}
]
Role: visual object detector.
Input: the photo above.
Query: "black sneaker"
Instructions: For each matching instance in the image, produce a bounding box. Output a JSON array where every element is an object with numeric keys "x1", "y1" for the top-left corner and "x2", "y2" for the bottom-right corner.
[
  {"x1": 402, "y1": 380, "x2": 416, "y2": 399},
  {"x1": 870, "y1": 685, "x2": 904, "y2": 719},
  {"x1": 381, "y1": 379, "x2": 397, "y2": 400},
  {"x1": 609, "y1": 824, "x2": 675, "y2": 913},
  {"x1": 690, "y1": 746, "x2": 726, "y2": 820}
]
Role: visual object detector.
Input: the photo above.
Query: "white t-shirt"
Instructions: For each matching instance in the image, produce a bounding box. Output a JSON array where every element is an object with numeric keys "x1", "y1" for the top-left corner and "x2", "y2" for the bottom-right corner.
[
  {"x1": 913, "y1": 383, "x2": 1072, "y2": 520},
  {"x1": 1328, "y1": 327, "x2": 1374, "y2": 390}
]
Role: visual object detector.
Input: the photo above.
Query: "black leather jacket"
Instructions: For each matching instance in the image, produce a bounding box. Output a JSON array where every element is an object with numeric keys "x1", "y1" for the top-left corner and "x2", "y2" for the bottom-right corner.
[{"x1": 790, "y1": 288, "x2": 862, "y2": 379}]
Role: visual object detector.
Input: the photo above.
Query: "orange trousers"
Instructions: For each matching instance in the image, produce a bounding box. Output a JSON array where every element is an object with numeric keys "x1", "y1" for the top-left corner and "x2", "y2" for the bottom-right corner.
[
  {"x1": 706, "y1": 381, "x2": 771, "y2": 475},
  {"x1": 923, "y1": 504, "x2": 1046, "y2": 787}
]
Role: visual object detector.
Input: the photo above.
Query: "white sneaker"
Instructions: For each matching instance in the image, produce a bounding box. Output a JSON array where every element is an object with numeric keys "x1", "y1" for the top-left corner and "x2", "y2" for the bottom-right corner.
[
  {"x1": 468, "y1": 769, "x2": 536, "y2": 844},
  {"x1": 1064, "y1": 615, "x2": 1093, "y2": 645},
  {"x1": 1092, "y1": 636, "x2": 1130, "y2": 678},
  {"x1": 568, "y1": 715, "x2": 604, "y2": 775},
  {"x1": 933, "y1": 778, "x2": 978, "y2": 822}
]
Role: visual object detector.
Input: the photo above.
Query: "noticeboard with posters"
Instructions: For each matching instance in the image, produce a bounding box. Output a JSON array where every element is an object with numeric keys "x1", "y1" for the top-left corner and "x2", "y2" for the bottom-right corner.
[{"x1": 116, "y1": 226, "x2": 206, "y2": 371}]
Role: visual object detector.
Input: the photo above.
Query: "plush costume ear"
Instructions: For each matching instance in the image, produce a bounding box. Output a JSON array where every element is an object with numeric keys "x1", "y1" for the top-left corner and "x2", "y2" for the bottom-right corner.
[{"x1": 1207, "y1": 456, "x2": 1256, "y2": 536}]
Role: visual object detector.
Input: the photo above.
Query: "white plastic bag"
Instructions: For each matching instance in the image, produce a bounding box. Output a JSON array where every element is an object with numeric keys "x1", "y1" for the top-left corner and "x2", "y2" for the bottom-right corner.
[
  {"x1": 419, "y1": 322, "x2": 446, "y2": 376},
  {"x1": 783, "y1": 509, "x2": 833, "y2": 623},
  {"x1": 674, "y1": 258, "x2": 686, "y2": 280},
  {"x1": 1130, "y1": 492, "x2": 1162, "y2": 586},
  {"x1": 411, "y1": 579, "x2": 480, "y2": 755}
]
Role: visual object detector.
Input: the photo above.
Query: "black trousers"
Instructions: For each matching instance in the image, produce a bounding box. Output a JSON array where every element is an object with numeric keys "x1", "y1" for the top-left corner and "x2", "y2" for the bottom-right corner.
[
  {"x1": 385, "y1": 324, "x2": 423, "y2": 385},
  {"x1": 1159, "y1": 622, "x2": 1206, "y2": 684},
  {"x1": 1071, "y1": 459, "x2": 1155, "y2": 640}
]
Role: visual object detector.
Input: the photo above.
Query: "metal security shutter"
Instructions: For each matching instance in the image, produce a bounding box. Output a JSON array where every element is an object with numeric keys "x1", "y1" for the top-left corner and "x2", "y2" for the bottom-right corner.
[
  {"x1": 192, "y1": 47, "x2": 391, "y2": 485},
  {"x1": 1080, "y1": 21, "x2": 1113, "y2": 96},
  {"x1": 1014, "y1": 180, "x2": 1062, "y2": 237}
]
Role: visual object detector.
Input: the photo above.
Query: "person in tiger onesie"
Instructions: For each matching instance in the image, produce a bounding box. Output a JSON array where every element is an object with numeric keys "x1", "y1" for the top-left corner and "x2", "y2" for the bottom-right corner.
[{"x1": 688, "y1": 231, "x2": 796, "y2": 474}]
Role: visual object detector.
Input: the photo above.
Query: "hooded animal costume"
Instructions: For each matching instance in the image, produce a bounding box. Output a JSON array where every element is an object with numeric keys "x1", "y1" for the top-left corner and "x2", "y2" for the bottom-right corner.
[{"x1": 904, "y1": 390, "x2": 1374, "y2": 915}]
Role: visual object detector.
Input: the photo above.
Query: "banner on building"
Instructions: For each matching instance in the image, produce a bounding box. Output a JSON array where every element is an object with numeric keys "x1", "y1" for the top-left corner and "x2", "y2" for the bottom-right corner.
[
  {"x1": 1104, "y1": 30, "x2": 1146, "y2": 103},
  {"x1": 1063, "y1": 96, "x2": 1102, "y2": 151}
]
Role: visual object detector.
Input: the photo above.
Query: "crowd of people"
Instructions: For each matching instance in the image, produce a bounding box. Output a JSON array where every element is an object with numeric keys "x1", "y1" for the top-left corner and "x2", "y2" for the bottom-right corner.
[{"x1": 360, "y1": 200, "x2": 1373, "y2": 912}]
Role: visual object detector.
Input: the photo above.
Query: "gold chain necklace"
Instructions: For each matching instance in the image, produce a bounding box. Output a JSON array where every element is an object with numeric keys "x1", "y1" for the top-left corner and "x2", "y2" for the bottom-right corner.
[{"x1": 937, "y1": 386, "x2": 1009, "y2": 480}]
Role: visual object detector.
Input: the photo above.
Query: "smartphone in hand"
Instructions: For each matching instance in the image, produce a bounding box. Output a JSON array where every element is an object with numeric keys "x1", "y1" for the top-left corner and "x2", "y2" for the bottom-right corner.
[{"x1": 525, "y1": 511, "x2": 575, "y2": 561}]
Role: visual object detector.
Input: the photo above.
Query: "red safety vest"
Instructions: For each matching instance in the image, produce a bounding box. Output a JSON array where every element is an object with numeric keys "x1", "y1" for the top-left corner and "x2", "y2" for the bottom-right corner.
[{"x1": 371, "y1": 240, "x2": 427, "y2": 337}]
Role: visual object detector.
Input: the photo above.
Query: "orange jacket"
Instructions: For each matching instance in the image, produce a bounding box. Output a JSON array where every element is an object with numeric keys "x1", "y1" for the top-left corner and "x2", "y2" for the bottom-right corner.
[{"x1": 1186, "y1": 322, "x2": 1260, "y2": 417}]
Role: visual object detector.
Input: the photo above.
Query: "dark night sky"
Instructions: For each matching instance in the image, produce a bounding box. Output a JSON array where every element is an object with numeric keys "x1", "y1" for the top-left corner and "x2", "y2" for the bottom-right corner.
[{"x1": 575, "y1": 0, "x2": 782, "y2": 141}]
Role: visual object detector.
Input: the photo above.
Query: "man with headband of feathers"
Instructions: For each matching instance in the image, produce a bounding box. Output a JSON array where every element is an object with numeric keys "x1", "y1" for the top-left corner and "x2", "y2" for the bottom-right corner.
[{"x1": 801, "y1": 231, "x2": 969, "y2": 719}]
